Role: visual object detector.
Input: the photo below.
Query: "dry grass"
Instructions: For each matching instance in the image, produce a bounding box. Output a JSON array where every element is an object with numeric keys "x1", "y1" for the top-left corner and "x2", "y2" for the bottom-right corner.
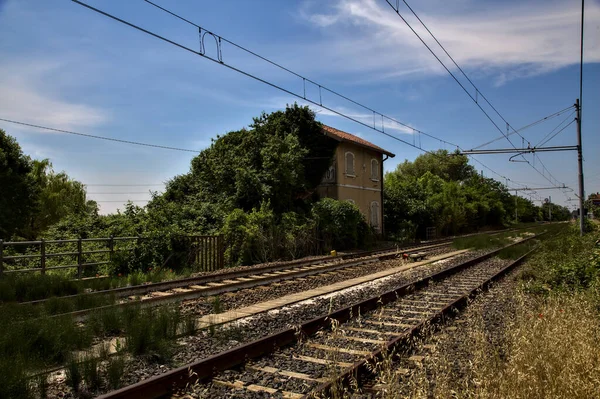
[
  {"x1": 470, "y1": 291, "x2": 600, "y2": 399},
  {"x1": 367, "y1": 289, "x2": 600, "y2": 399}
]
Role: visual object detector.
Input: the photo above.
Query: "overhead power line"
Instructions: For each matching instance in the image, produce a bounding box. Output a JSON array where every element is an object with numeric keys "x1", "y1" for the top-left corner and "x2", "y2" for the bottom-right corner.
[
  {"x1": 385, "y1": 0, "x2": 569, "y2": 195},
  {"x1": 0, "y1": 117, "x2": 201, "y2": 153},
  {"x1": 72, "y1": 0, "x2": 551, "y2": 201},
  {"x1": 88, "y1": 192, "x2": 153, "y2": 194},
  {"x1": 85, "y1": 184, "x2": 165, "y2": 186},
  {"x1": 472, "y1": 105, "x2": 576, "y2": 150},
  {"x1": 71, "y1": 0, "x2": 461, "y2": 155},
  {"x1": 95, "y1": 200, "x2": 149, "y2": 203},
  {"x1": 537, "y1": 118, "x2": 577, "y2": 148},
  {"x1": 71, "y1": 0, "x2": 534, "y2": 196}
]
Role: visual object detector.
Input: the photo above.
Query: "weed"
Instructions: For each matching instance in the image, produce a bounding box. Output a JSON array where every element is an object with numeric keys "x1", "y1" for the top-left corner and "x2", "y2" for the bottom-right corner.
[
  {"x1": 182, "y1": 313, "x2": 197, "y2": 336},
  {"x1": 65, "y1": 355, "x2": 82, "y2": 393},
  {"x1": 124, "y1": 306, "x2": 179, "y2": 362},
  {"x1": 82, "y1": 353, "x2": 101, "y2": 392},
  {"x1": 106, "y1": 355, "x2": 126, "y2": 390},
  {"x1": 211, "y1": 295, "x2": 222, "y2": 314},
  {"x1": 0, "y1": 357, "x2": 32, "y2": 399}
]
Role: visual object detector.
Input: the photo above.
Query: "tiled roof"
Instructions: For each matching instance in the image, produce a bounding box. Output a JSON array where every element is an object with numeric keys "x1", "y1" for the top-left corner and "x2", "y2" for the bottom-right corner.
[{"x1": 322, "y1": 125, "x2": 395, "y2": 157}]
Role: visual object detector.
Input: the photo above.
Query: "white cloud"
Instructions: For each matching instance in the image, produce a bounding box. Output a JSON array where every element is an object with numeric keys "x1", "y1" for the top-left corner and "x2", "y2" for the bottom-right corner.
[
  {"x1": 0, "y1": 61, "x2": 108, "y2": 131},
  {"x1": 300, "y1": 0, "x2": 600, "y2": 84}
]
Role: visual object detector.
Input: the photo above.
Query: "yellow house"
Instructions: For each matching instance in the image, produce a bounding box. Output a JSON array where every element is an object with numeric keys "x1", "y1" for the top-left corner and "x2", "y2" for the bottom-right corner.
[{"x1": 317, "y1": 125, "x2": 395, "y2": 234}]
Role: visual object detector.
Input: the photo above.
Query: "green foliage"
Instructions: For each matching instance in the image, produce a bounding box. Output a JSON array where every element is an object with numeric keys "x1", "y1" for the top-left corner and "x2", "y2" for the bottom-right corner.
[
  {"x1": 124, "y1": 306, "x2": 179, "y2": 361},
  {"x1": 65, "y1": 354, "x2": 82, "y2": 393},
  {"x1": 311, "y1": 198, "x2": 372, "y2": 251},
  {"x1": 162, "y1": 103, "x2": 335, "y2": 215},
  {"x1": 520, "y1": 224, "x2": 600, "y2": 292},
  {"x1": 82, "y1": 352, "x2": 101, "y2": 392},
  {"x1": 0, "y1": 129, "x2": 37, "y2": 240},
  {"x1": 106, "y1": 355, "x2": 125, "y2": 390},
  {"x1": 0, "y1": 273, "x2": 80, "y2": 302},
  {"x1": 384, "y1": 150, "x2": 569, "y2": 240},
  {"x1": 23, "y1": 159, "x2": 88, "y2": 238},
  {"x1": 222, "y1": 202, "x2": 316, "y2": 265},
  {"x1": 0, "y1": 357, "x2": 32, "y2": 399}
]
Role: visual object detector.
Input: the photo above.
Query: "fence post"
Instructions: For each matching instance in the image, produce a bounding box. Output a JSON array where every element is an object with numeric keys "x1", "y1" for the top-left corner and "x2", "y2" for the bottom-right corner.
[
  {"x1": 219, "y1": 235, "x2": 224, "y2": 269},
  {"x1": 109, "y1": 235, "x2": 114, "y2": 264},
  {"x1": 0, "y1": 239, "x2": 3, "y2": 276},
  {"x1": 77, "y1": 238, "x2": 83, "y2": 279},
  {"x1": 40, "y1": 239, "x2": 46, "y2": 275}
]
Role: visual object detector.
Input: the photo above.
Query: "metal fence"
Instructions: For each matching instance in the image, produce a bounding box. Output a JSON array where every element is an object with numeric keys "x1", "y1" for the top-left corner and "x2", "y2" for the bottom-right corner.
[
  {"x1": 188, "y1": 235, "x2": 224, "y2": 271},
  {"x1": 0, "y1": 234, "x2": 225, "y2": 278},
  {"x1": 0, "y1": 237, "x2": 141, "y2": 278}
]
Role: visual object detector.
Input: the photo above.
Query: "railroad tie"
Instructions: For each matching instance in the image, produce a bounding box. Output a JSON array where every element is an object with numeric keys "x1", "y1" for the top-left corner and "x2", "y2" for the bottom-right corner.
[
  {"x1": 307, "y1": 343, "x2": 371, "y2": 356},
  {"x1": 275, "y1": 353, "x2": 353, "y2": 368}
]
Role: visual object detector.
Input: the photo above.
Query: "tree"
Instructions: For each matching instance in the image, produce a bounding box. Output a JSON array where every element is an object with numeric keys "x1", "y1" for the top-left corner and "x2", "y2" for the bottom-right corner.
[
  {"x1": 0, "y1": 129, "x2": 37, "y2": 239},
  {"x1": 20, "y1": 160, "x2": 88, "y2": 238},
  {"x1": 159, "y1": 104, "x2": 336, "y2": 215}
]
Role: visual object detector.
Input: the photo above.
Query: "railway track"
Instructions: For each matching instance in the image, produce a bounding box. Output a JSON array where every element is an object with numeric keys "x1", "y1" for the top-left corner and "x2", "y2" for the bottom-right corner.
[
  {"x1": 27, "y1": 242, "x2": 455, "y2": 320},
  {"x1": 22, "y1": 226, "x2": 525, "y2": 309},
  {"x1": 97, "y1": 233, "x2": 542, "y2": 399}
]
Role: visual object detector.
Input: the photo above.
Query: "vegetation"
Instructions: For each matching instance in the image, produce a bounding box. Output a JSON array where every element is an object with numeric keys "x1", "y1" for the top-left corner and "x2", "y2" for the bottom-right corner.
[
  {"x1": 384, "y1": 150, "x2": 571, "y2": 241},
  {"x1": 364, "y1": 223, "x2": 600, "y2": 398}
]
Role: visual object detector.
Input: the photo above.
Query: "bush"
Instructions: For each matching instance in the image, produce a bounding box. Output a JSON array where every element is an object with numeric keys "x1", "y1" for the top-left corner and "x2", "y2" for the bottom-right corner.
[
  {"x1": 311, "y1": 198, "x2": 372, "y2": 251},
  {"x1": 520, "y1": 225, "x2": 600, "y2": 292}
]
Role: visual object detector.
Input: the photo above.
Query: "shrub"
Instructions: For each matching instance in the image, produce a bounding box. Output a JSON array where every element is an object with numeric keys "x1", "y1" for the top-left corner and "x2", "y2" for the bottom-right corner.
[{"x1": 311, "y1": 198, "x2": 372, "y2": 251}]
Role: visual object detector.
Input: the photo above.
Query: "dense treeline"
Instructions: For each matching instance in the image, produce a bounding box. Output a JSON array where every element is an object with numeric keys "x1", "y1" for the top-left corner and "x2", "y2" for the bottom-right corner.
[
  {"x1": 0, "y1": 131, "x2": 90, "y2": 240},
  {"x1": 0, "y1": 105, "x2": 572, "y2": 275},
  {"x1": 383, "y1": 150, "x2": 568, "y2": 239}
]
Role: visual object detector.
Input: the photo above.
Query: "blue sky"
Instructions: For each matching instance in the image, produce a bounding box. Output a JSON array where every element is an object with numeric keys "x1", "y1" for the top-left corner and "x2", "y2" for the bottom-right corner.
[{"x1": 1, "y1": 0, "x2": 598, "y2": 214}]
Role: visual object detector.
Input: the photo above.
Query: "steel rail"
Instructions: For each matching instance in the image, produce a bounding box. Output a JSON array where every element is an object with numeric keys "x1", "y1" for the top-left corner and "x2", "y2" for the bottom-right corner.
[
  {"x1": 97, "y1": 233, "x2": 542, "y2": 399},
  {"x1": 19, "y1": 227, "x2": 520, "y2": 306},
  {"x1": 306, "y1": 246, "x2": 538, "y2": 398},
  {"x1": 43, "y1": 243, "x2": 450, "y2": 321},
  {"x1": 21, "y1": 242, "x2": 453, "y2": 308}
]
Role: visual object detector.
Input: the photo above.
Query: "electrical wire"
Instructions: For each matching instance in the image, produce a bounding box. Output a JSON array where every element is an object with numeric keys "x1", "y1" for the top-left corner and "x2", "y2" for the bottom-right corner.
[
  {"x1": 85, "y1": 184, "x2": 164, "y2": 186},
  {"x1": 94, "y1": 200, "x2": 149, "y2": 203},
  {"x1": 0, "y1": 117, "x2": 201, "y2": 153},
  {"x1": 70, "y1": 0, "x2": 460, "y2": 155},
  {"x1": 385, "y1": 0, "x2": 569, "y2": 192},
  {"x1": 472, "y1": 105, "x2": 575, "y2": 150},
  {"x1": 537, "y1": 118, "x2": 576, "y2": 148},
  {"x1": 72, "y1": 0, "x2": 547, "y2": 200},
  {"x1": 87, "y1": 192, "x2": 153, "y2": 194}
]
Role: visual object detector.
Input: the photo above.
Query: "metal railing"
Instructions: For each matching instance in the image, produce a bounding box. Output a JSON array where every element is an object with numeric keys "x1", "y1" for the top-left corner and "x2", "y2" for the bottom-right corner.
[
  {"x1": 0, "y1": 237, "x2": 141, "y2": 278},
  {"x1": 0, "y1": 234, "x2": 225, "y2": 278},
  {"x1": 188, "y1": 235, "x2": 224, "y2": 271}
]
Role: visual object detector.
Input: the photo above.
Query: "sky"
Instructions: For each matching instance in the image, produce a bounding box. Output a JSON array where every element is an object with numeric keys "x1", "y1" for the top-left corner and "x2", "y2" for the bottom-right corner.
[{"x1": 0, "y1": 0, "x2": 599, "y2": 214}]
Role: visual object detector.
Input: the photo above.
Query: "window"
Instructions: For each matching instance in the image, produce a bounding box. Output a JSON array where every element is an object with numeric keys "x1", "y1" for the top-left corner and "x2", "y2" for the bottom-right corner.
[
  {"x1": 370, "y1": 159, "x2": 379, "y2": 181},
  {"x1": 345, "y1": 152, "x2": 355, "y2": 176},
  {"x1": 323, "y1": 165, "x2": 335, "y2": 182},
  {"x1": 370, "y1": 201, "x2": 380, "y2": 229}
]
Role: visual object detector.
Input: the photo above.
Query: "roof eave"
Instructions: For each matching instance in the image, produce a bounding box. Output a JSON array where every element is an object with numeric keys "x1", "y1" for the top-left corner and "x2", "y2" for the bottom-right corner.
[{"x1": 322, "y1": 130, "x2": 395, "y2": 158}]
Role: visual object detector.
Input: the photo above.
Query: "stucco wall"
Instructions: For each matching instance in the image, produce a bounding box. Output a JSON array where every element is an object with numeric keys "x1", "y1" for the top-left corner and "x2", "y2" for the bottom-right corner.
[
  {"x1": 335, "y1": 142, "x2": 384, "y2": 230},
  {"x1": 316, "y1": 141, "x2": 386, "y2": 230}
]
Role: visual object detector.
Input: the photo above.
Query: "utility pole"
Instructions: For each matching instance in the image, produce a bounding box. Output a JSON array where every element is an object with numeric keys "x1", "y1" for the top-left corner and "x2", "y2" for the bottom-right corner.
[
  {"x1": 576, "y1": 98, "x2": 585, "y2": 235},
  {"x1": 549, "y1": 195, "x2": 552, "y2": 221}
]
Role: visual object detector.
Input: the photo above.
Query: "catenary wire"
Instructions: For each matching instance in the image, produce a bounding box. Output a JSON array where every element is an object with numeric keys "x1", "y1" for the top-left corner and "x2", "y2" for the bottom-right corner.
[
  {"x1": 385, "y1": 0, "x2": 568, "y2": 192},
  {"x1": 70, "y1": 0, "x2": 462, "y2": 155},
  {"x1": 472, "y1": 105, "x2": 575, "y2": 150},
  {"x1": 72, "y1": 0, "x2": 547, "y2": 198},
  {"x1": 537, "y1": 118, "x2": 576, "y2": 148}
]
